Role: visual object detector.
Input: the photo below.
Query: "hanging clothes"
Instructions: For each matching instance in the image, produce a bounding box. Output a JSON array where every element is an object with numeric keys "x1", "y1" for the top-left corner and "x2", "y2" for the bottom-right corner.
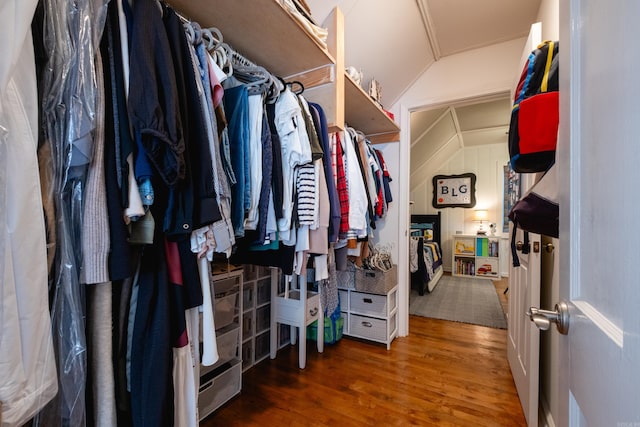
[
  {"x1": 274, "y1": 86, "x2": 312, "y2": 244},
  {"x1": 0, "y1": 1, "x2": 58, "y2": 425},
  {"x1": 309, "y1": 102, "x2": 340, "y2": 244}
]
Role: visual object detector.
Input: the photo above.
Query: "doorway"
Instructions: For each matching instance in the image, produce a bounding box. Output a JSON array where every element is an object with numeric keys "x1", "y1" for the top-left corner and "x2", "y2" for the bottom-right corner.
[{"x1": 408, "y1": 93, "x2": 512, "y2": 279}]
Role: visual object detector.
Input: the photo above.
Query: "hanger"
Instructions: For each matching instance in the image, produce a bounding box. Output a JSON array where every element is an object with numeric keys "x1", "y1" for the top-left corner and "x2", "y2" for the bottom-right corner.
[
  {"x1": 288, "y1": 80, "x2": 304, "y2": 95},
  {"x1": 266, "y1": 76, "x2": 286, "y2": 104},
  {"x1": 222, "y1": 43, "x2": 273, "y2": 94},
  {"x1": 201, "y1": 27, "x2": 223, "y2": 51}
]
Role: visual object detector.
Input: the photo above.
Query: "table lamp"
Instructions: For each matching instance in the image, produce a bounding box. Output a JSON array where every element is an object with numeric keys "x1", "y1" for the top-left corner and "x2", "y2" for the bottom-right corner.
[{"x1": 473, "y1": 209, "x2": 488, "y2": 235}]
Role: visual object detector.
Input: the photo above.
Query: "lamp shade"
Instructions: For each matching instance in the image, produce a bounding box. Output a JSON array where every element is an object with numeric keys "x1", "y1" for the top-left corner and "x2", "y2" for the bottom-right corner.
[{"x1": 473, "y1": 209, "x2": 488, "y2": 222}]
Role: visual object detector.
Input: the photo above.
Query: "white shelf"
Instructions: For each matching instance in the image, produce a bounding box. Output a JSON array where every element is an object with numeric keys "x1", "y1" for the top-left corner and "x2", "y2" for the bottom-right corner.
[
  {"x1": 345, "y1": 73, "x2": 400, "y2": 143},
  {"x1": 451, "y1": 234, "x2": 501, "y2": 279},
  {"x1": 169, "y1": 1, "x2": 401, "y2": 141}
]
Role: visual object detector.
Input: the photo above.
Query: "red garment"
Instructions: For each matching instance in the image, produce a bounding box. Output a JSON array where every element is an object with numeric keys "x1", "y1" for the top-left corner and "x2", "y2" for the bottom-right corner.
[
  {"x1": 165, "y1": 239, "x2": 189, "y2": 348},
  {"x1": 335, "y1": 133, "x2": 350, "y2": 235}
]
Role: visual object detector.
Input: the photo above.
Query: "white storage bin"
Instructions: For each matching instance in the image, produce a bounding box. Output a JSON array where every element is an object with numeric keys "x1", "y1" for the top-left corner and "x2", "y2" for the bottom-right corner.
[
  {"x1": 213, "y1": 275, "x2": 240, "y2": 295},
  {"x1": 338, "y1": 290, "x2": 348, "y2": 311},
  {"x1": 198, "y1": 360, "x2": 242, "y2": 420},
  {"x1": 255, "y1": 305, "x2": 271, "y2": 334},
  {"x1": 256, "y1": 277, "x2": 271, "y2": 306},
  {"x1": 200, "y1": 324, "x2": 239, "y2": 376},
  {"x1": 350, "y1": 291, "x2": 388, "y2": 317},
  {"x1": 215, "y1": 325, "x2": 239, "y2": 366},
  {"x1": 242, "y1": 339, "x2": 253, "y2": 370},
  {"x1": 243, "y1": 264, "x2": 258, "y2": 281},
  {"x1": 242, "y1": 310, "x2": 254, "y2": 338},
  {"x1": 254, "y1": 331, "x2": 270, "y2": 362},
  {"x1": 349, "y1": 314, "x2": 388, "y2": 342},
  {"x1": 214, "y1": 292, "x2": 237, "y2": 330},
  {"x1": 242, "y1": 284, "x2": 254, "y2": 312}
]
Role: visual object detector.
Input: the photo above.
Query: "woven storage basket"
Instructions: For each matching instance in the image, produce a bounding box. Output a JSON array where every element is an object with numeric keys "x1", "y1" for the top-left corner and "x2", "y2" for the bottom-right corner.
[
  {"x1": 354, "y1": 265, "x2": 397, "y2": 294},
  {"x1": 336, "y1": 263, "x2": 356, "y2": 289}
]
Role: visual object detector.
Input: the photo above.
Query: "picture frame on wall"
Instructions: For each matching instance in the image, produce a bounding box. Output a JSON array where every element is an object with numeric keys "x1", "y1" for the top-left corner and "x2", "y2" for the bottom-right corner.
[{"x1": 432, "y1": 173, "x2": 477, "y2": 208}]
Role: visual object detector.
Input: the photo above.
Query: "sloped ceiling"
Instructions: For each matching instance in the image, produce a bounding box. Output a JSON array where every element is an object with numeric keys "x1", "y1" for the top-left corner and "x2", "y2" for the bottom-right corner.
[
  {"x1": 306, "y1": 0, "x2": 540, "y2": 107},
  {"x1": 420, "y1": 0, "x2": 542, "y2": 59},
  {"x1": 306, "y1": 0, "x2": 539, "y2": 167},
  {"x1": 410, "y1": 97, "x2": 511, "y2": 164}
]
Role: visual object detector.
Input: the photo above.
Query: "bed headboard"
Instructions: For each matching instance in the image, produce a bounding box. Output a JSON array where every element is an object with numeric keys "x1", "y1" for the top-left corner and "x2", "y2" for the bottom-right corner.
[{"x1": 410, "y1": 212, "x2": 442, "y2": 244}]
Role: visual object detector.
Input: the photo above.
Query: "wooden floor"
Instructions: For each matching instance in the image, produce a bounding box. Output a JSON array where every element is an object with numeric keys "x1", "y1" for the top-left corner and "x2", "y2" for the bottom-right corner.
[{"x1": 202, "y1": 277, "x2": 525, "y2": 426}]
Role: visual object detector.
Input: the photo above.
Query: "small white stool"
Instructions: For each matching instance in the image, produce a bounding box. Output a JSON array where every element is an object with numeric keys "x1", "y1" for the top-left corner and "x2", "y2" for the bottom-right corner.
[{"x1": 270, "y1": 271, "x2": 323, "y2": 369}]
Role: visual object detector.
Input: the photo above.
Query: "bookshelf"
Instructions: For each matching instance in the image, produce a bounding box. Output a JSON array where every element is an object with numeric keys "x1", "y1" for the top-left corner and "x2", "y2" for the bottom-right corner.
[{"x1": 451, "y1": 234, "x2": 501, "y2": 279}]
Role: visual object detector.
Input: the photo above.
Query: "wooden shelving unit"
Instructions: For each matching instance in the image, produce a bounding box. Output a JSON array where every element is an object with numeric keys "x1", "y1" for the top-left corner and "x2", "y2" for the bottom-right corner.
[
  {"x1": 169, "y1": 0, "x2": 335, "y2": 77},
  {"x1": 345, "y1": 73, "x2": 400, "y2": 143},
  {"x1": 169, "y1": 0, "x2": 400, "y2": 141}
]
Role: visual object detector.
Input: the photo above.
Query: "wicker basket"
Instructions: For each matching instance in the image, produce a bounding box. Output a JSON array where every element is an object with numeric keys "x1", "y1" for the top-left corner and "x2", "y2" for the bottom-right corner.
[
  {"x1": 336, "y1": 262, "x2": 356, "y2": 289},
  {"x1": 354, "y1": 265, "x2": 397, "y2": 294}
]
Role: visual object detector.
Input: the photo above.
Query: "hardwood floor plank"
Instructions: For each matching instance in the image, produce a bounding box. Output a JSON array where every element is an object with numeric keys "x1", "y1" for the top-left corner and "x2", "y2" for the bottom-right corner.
[{"x1": 202, "y1": 278, "x2": 525, "y2": 426}]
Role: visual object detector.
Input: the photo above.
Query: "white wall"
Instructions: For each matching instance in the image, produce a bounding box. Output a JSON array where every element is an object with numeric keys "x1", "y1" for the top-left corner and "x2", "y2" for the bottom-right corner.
[
  {"x1": 384, "y1": 37, "x2": 527, "y2": 336},
  {"x1": 410, "y1": 142, "x2": 509, "y2": 273},
  {"x1": 391, "y1": 37, "x2": 527, "y2": 114}
]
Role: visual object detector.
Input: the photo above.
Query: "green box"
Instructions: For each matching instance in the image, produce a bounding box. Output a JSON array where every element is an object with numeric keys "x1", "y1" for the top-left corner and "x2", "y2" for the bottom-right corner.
[{"x1": 307, "y1": 316, "x2": 344, "y2": 344}]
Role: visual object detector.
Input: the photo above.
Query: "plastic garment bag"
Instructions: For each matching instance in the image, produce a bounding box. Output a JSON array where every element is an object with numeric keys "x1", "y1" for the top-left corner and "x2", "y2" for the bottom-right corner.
[
  {"x1": 0, "y1": 122, "x2": 5, "y2": 337},
  {"x1": 32, "y1": 0, "x2": 109, "y2": 425},
  {"x1": 0, "y1": 1, "x2": 60, "y2": 425}
]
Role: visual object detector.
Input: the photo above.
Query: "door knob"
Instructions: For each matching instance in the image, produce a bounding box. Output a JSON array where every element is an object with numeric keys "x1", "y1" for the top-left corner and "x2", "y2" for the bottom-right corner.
[
  {"x1": 526, "y1": 301, "x2": 569, "y2": 335},
  {"x1": 515, "y1": 241, "x2": 530, "y2": 251},
  {"x1": 545, "y1": 243, "x2": 555, "y2": 253}
]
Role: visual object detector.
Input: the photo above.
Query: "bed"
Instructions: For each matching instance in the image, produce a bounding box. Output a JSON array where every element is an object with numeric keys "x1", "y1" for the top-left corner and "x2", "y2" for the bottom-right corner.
[{"x1": 410, "y1": 212, "x2": 444, "y2": 295}]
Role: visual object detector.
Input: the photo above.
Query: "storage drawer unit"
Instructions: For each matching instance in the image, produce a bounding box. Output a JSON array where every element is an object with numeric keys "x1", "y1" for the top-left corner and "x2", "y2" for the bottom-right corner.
[
  {"x1": 350, "y1": 291, "x2": 388, "y2": 317},
  {"x1": 349, "y1": 314, "x2": 389, "y2": 342},
  {"x1": 256, "y1": 305, "x2": 271, "y2": 334},
  {"x1": 337, "y1": 283, "x2": 398, "y2": 350},
  {"x1": 254, "y1": 331, "x2": 270, "y2": 362},
  {"x1": 200, "y1": 323, "x2": 240, "y2": 377},
  {"x1": 198, "y1": 360, "x2": 242, "y2": 420},
  {"x1": 199, "y1": 268, "x2": 243, "y2": 420},
  {"x1": 241, "y1": 265, "x2": 275, "y2": 371}
]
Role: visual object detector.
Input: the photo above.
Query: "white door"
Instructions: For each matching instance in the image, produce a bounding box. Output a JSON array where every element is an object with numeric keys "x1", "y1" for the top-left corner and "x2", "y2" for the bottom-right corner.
[
  {"x1": 552, "y1": 1, "x2": 640, "y2": 424},
  {"x1": 507, "y1": 23, "x2": 542, "y2": 427},
  {"x1": 508, "y1": 177, "x2": 542, "y2": 427}
]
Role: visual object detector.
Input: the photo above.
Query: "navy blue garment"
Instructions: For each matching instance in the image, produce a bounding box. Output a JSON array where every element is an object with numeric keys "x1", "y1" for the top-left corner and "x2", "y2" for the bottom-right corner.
[
  {"x1": 177, "y1": 238, "x2": 203, "y2": 309},
  {"x1": 255, "y1": 109, "x2": 273, "y2": 244},
  {"x1": 375, "y1": 149, "x2": 393, "y2": 204},
  {"x1": 309, "y1": 102, "x2": 340, "y2": 243},
  {"x1": 223, "y1": 84, "x2": 250, "y2": 237},
  {"x1": 102, "y1": 7, "x2": 134, "y2": 281},
  {"x1": 128, "y1": 0, "x2": 184, "y2": 187},
  {"x1": 162, "y1": 5, "x2": 197, "y2": 238},
  {"x1": 164, "y1": 12, "x2": 220, "y2": 231},
  {"x1": 231, "y1": 235, "x2": 296, "y2": 275},
  {"x1": 130, "y1": 223, "x2": 174, "y2": 427},
  {"x1": 265, "y1": 102, "x2": 284, "y2": 220},
  {"x1": 104, "y1": 1, "x2": 132, "y2": 208}
]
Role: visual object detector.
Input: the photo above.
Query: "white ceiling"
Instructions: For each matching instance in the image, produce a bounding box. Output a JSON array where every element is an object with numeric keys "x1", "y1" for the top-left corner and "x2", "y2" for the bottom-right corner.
[
  {"x1": 307, "y1": 0, "x2": 541, "y2": 107},
  {"x1": 306, "y1": 0, "x2": 540, "y2": 152},
  {"x1": 410, "y1": 97, "x2": 512, "y2": 163}
]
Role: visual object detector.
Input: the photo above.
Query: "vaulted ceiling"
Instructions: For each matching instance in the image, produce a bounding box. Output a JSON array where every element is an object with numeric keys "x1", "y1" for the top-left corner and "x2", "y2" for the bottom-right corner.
[{"x1": 306, "y1": 0, "x2": 540, "y2": 151}]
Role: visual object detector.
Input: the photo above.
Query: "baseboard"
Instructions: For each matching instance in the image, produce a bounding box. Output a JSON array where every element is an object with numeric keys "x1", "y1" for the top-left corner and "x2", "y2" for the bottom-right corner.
[{"x1": 539, "y1": 396, "x2": 556, "y2": 427}]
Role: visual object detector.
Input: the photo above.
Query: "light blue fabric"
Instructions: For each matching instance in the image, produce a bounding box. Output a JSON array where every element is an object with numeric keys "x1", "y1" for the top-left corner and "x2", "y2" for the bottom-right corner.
[{"x1": 223, "y1": 84, "x2": 249, "y2": 237}]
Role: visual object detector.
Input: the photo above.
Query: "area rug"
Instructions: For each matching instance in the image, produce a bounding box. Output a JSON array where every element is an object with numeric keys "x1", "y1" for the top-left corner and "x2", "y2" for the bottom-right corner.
[{"x1": 409, "y1": 275, "x2": 507, "y2": 329}]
